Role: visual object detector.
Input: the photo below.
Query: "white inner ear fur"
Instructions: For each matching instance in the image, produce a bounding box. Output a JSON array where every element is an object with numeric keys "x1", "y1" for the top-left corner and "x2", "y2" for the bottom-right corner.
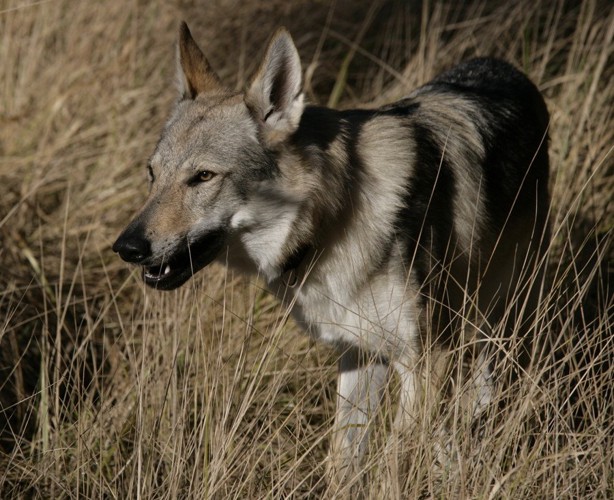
[
  {"x1": 264, "y1": 94, "x2": 304, "y2": 131},
  {"x1": 175, "y1": 46, "x2": 190, "y2": 97}
]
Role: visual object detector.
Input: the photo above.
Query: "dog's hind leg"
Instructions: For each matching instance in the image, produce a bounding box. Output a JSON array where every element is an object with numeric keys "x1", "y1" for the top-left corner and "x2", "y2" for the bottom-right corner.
[{"x1": 328, "y1": 347, "x2": 389, "y2": 487}]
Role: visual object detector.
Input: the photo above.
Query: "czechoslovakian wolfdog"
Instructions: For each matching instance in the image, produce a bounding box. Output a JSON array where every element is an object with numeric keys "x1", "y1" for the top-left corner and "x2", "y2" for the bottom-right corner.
[{"x1": 113, "y1": 23, "x2": 550, "y2": 481}]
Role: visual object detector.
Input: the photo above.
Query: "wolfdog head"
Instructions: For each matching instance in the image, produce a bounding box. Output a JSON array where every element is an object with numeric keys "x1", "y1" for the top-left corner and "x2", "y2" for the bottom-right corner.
[{"x1": 113, "y1": 23, "x2": 309, "y2": 290}]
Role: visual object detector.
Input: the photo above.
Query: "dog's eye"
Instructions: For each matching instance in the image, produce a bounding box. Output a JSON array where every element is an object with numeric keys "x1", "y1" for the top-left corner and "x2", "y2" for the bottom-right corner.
[
  {"x1": 192, "y1": 170, "x2": 216, "y2": 184},
  {"x1": 198, "y1": 171, "x2": 215, "y2": 182}
]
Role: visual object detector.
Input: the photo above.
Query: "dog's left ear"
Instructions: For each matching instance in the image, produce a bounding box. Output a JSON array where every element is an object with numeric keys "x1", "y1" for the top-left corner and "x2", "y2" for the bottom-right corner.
[
  {"x1": 246, "y1": 28, "x2": 304, "y2": 146},
  {"x1": 177, "y1": 22, "x2": 224, "y2": 99}
]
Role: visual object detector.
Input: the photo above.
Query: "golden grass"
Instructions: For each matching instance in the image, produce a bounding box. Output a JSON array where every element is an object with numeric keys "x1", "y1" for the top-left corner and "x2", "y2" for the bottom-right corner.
[{"x1": 1, "y1": 0, "x2": 612, "y2": 498}]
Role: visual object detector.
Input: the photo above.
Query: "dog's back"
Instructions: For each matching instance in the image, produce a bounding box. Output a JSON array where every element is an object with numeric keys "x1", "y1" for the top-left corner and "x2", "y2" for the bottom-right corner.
[{"x1": 395, "y1": 58, "x2": 550, "y2": 348}]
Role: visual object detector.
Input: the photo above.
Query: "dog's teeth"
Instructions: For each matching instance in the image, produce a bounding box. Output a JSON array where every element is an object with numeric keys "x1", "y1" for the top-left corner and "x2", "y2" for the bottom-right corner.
[{"x1": 164, "y1": 265, "x2": 171, "y2": 275}]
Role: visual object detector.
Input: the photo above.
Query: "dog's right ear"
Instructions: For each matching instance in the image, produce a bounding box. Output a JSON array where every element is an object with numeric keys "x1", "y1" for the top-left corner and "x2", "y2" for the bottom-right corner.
[
  {"x1": 176, "y1": 22, "x2": 223, "y2": 99},
  {"x1": 245, "y1": 28, "x2": 304, "y2": 146}
]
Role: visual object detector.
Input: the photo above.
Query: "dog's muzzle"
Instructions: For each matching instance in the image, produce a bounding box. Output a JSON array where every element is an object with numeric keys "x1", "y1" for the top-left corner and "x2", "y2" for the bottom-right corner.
[{"x1": 113, "y1": 224, "x2": 225, "y2": 291}]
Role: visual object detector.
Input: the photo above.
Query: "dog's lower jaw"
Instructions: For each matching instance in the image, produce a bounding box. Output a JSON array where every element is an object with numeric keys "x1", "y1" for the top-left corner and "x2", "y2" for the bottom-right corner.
[{"x1": 141, "y1": 230, "x2": 226, "y2": 290}]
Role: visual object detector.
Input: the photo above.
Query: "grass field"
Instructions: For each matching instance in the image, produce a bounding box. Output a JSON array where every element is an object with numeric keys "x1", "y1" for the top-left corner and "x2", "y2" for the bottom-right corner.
[{"x1": 1, "y1": 0, "x2": 612, "y2": 498}]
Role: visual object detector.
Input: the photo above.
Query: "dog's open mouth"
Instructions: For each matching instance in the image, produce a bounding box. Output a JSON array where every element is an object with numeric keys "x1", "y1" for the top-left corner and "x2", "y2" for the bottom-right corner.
[
  {"x1": 142, "y1": 230, "x2": 225, "y2": 290},
  {"x1": 143, "y1": 263, "x2": 174, "y2": 281}
]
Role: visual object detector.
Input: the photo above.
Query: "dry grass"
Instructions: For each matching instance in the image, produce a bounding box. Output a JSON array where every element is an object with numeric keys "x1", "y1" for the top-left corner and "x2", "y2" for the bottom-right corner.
[{"x1": 0, "y1": 0, "x2": 612, "y2": 498}]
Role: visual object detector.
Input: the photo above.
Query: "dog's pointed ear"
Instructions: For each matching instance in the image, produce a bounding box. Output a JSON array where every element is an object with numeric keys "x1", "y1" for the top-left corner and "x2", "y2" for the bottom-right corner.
[
  {"x1": 177, "y1": 22, "x2": 223, "y2": 99},
  {"x1": 246, "y1": 28, "x2": 304, "y2": 145}
]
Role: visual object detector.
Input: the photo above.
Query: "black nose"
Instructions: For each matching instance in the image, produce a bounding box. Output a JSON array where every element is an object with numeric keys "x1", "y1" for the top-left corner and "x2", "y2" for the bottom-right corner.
[{"x1": 113, "y1": 228, "x2": 152, "y2": 264}]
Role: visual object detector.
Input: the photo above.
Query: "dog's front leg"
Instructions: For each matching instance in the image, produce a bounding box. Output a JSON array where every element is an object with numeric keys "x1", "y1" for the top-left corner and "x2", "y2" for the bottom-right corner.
[{"x1": 328, "y1": 348, "x2": 389, "y2": 485}]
